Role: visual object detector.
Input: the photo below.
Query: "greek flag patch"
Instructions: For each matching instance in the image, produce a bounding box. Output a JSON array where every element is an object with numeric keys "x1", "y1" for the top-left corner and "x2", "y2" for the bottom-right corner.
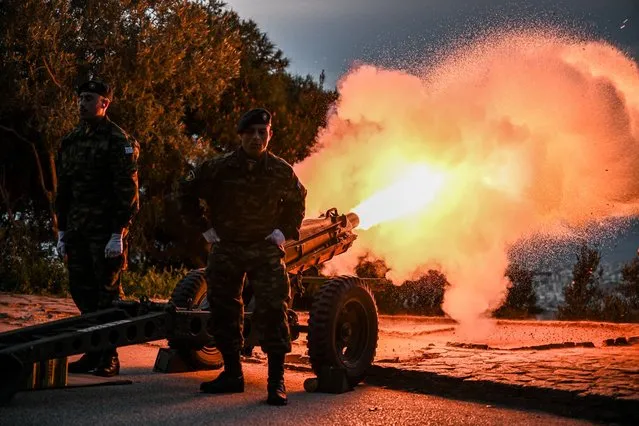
[{"x1": 124, "y1": 146, "x2": 134, "y2": 154}]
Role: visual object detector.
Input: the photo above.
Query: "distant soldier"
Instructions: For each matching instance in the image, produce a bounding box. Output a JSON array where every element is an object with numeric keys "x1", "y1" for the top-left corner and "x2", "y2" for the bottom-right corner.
[
  {"x1": 55, "y1": 79, "x2": 140, "y2": 377},
  {"x1": 180, "y1": 108, "x2": 307, "y2": 405}
]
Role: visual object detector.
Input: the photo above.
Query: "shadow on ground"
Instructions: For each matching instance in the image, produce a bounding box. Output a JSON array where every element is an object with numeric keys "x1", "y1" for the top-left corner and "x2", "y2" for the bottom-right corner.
[{"x1": 364, "y1": 365, "x2": 638, "y2": 425}]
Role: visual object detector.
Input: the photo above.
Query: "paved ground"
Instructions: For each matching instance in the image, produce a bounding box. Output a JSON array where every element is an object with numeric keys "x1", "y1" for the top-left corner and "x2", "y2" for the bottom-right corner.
[
  {"x1": 0, "y1": 346, "x2": 597, "y2": 426},
  {"x1": 373, "y1": 343, "x2": 639, "y2": 399},
  {"x1": 1, "y1": 293, "x2": 638, "y2": 423}
]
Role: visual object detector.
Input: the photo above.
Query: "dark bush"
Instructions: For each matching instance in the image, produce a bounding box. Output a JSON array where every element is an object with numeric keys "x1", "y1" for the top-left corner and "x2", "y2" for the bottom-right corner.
[
  {"x1": 121, "y1": 265, "x2": 188, "y2": 300},
  {"x1": 371, "y1": 271, "x2": 449, "y2": 316},
  {"x1": 493, "y1": 263, "x2": 541, "y2": 319},
  {"x1": 0, "y1": 217, "x2": 68, "y2": 295},
  {"x1": 558, "y1": 245, "x2": 604, "y2": 320}
]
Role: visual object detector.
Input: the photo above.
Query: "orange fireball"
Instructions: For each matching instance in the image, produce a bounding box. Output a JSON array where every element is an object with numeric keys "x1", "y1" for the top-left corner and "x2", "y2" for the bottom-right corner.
[
  {"x1": 295, "y1": 29, "x2": 639, "y2": 325},
  {"x1": 352, "y1": 164, "x2": 447, "y2": 230}
]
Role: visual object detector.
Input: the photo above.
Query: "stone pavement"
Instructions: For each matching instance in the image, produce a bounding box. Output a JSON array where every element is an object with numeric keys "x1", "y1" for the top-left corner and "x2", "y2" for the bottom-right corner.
[
  {"x1": 373, "y1": 343, "x2": 639, "y2": 401},
  {"x1": 0, "y1": 293, "x2": 82, "y2": 332}
]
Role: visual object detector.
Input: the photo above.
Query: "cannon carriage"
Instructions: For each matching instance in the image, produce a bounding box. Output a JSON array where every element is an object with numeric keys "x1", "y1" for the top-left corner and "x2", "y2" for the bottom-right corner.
[{"x1": 0, "y1": 208, "x2": 380, "y2": 403}]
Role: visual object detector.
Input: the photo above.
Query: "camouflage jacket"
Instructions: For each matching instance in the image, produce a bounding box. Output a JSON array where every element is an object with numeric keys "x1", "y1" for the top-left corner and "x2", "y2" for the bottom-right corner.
[
  {"x1": 55, "y1": 116, "x2": 140, "y2": 235},
  {"x1": 180, "y1": 148, "x2": 307, "y2": 242}
]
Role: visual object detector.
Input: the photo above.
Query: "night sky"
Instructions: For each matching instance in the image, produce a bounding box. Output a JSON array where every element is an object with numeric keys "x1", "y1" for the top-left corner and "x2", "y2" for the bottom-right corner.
[{"x1": 225, "y1": 0, "x2": 638, "y2": 88}]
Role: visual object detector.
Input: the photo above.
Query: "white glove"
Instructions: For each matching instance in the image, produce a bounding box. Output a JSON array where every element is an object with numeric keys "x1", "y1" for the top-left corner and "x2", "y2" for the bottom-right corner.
[
  {"x1": 57, "y1": 231, "x2": 66, "y2": 258},
  {"x1": 202, "y1": 227, "x2": 220, "y2": 243},
  {"x1": 265, "y1": 229, "x2": 286, "y2": 246},
  {"x1": 104, "y1": 233, "x2": 123, "y2": 258}
]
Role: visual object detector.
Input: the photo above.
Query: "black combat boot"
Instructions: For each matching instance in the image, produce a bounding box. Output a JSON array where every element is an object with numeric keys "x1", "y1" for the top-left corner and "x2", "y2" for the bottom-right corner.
[
  {"x1": 94, "y1": 349, "x2": 120, "y2": 377},
  {"x1": 266, "y1": 353, "x2": 287, "y2": 406},
  {"x1": 68, "y1": 351, "x2": 101, "y2": 374},
  {"x1": 200, "y1": 351, "x2": 244, "y2": 394}
]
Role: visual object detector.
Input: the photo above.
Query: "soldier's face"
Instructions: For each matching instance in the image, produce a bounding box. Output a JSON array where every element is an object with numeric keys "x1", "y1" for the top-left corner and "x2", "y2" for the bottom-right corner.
[
  {"x1": 78, "y1": 92, "x2": 109, "y2": 120},
  {"x1": 240, "y1": 124, "x2": 272, "y2": 158}
]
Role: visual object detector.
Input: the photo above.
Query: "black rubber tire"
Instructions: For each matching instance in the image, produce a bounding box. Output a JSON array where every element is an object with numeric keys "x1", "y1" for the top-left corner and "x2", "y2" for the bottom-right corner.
[
  {"x1": 308, "y1": 276, "x2": 379, "y2": 386},
  {"x1": 168, "y1": 269, "x2": 223, "y2": 370}
]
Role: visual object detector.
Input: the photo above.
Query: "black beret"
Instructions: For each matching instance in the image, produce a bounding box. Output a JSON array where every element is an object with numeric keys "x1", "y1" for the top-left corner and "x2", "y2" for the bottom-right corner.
[
  {"x1": 77, "y1": 79, "x2": 113, "y2": 100},
  {"x1": 237, "y1": 108, "x2": 271, "y2": 133}
]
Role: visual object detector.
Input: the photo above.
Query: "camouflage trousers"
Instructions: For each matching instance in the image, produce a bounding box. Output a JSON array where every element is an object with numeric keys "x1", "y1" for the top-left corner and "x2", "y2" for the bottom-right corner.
[
  {"x1": 64, "y1": 231, "x2": 124, "y2": 314},
  {"x1": 205, "y1": 240, "x2": 291, "y2": 355}
]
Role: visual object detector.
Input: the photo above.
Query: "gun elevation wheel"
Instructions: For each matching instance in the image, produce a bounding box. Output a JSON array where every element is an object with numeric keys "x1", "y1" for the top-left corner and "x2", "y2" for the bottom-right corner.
[
  {"x1": 168, "y1": 269, "x2": 223, "y2": 370},
  {"x1": 308, "y1": 276, "x2": 378, "y2": 386}
]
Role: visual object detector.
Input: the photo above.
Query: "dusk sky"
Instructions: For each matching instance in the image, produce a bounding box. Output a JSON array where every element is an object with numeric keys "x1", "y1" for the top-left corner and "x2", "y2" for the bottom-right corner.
[{"x1": 225, "y1": 0, "x2": 638, "y2": 88}]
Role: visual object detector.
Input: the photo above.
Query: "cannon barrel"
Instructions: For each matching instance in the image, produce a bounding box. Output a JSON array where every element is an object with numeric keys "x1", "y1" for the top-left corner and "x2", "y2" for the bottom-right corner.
[
  {"x1": 284, "y1": 208, "x2": 359, "y2": 275},
  {"x1": 345, "y1": 212, "x2": 359, "y2": 229}
]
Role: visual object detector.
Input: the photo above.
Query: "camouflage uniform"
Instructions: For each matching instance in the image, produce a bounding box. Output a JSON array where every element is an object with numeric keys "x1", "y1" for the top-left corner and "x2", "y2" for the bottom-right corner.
[
  {"x1": 55, "y1": 117, "x2": 140, "y2": 313},
  {"x1": 180, "y1": 147, "x2": 306, "y2": 354}
]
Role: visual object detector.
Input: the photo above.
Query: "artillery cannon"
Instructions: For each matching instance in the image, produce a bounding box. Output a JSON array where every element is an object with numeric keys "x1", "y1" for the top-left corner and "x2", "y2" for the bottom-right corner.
[{"x1": 0, "y1": 208, "x2": 379, "y2": 403}]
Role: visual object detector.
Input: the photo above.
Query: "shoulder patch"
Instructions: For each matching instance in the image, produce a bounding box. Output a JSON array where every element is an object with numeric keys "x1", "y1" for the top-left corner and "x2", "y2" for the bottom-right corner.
[{"x1": 124, "y1": 146, "x2": 134, "y2": 154}]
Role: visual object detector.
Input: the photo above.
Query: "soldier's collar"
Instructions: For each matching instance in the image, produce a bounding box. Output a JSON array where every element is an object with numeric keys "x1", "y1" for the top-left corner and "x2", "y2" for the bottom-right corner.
[
  {"x1": 236, "y1": 147, "x2": 272, "y2": 171},
  {"x1": 94, "y1": 116, "x2": 111, "y2": 134},
  {"x1": 80, "y1": 115, "x2": 109, "y2": 135}
]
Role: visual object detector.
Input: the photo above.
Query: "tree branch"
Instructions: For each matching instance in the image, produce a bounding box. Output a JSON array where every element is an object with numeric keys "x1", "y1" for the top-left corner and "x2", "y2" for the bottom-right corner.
[
  {"x1": 0, "y1": 166, "x2": 16, "y2": 225},
  {"x1": 0, "y1": 125, "x2": 58, "y2": 233},
  {"x1": 42, "y1": 56, "x2": 62, "y2": 88}
]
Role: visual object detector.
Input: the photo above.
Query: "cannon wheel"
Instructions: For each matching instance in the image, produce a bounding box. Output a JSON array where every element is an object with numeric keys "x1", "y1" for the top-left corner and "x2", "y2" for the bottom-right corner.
[
  {"x1": 308, "y1": 276, "x2": 378, "y2": 386},
  {"x1": 168, "y1": 269, "x2": 223, "y2": 370}
]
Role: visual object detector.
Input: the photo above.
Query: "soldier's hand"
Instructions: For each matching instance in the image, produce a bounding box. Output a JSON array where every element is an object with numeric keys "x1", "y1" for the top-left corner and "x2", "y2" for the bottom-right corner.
[
  {"x1": 105, "y1": 233, "x2": 124, "y2": 258},
  {"x1": 202, "y1": 227, "x2": 221, "y2": 243},
  {"x1": 56, "y1": 231, "x2": 66, "y2": 258},
  {"x1": 265, "y1": 229, "x2": 286, "y2": 246}
]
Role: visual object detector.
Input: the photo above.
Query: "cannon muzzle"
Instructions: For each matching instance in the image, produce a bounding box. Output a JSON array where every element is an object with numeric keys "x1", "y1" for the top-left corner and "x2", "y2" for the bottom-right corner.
[
  {"x1": 284, "y1": 208, "x2": 359, "y2": 275},
  {"x1": 346, "y1": 212, "x2": 360, "y2": 229}
]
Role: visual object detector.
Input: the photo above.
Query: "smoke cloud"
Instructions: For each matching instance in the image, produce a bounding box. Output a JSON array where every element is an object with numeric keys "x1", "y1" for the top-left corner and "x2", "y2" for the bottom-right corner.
[{"x1": 294, "y1": 29, "x2": 639, "y2": 325}]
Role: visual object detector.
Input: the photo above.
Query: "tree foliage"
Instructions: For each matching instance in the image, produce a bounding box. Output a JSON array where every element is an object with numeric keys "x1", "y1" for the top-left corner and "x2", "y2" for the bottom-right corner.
[
  {"x1": 353, "y1": 255, "x2": 450, "y2": 315},
  {"x1": 597, "y1": 256, "x2": 639, "y2": 323},
  {"x1": 558, "y1": 245, "x2": 605, "y2": 320},
  {"x1": 355, "y1": 253, "x2": 390, "y2": 279},
  {"x1": 620, "y1": 256, "x2": 639, "y2": 308},
  {"x1": 493, "y1": 263, "x2": 540, "y2": 318},
  {"x1": 187, "y1": 17, "x2": 336, "y2": 163}
]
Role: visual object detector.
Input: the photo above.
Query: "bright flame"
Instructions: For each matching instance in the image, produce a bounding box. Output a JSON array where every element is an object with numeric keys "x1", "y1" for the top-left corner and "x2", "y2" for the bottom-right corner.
[
  {"x1": 294, "y1": 28, "x2": 639, "y2": 327},
  {"x1": 353, "y1": 165, "x2": 446, "y2": 230}
]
